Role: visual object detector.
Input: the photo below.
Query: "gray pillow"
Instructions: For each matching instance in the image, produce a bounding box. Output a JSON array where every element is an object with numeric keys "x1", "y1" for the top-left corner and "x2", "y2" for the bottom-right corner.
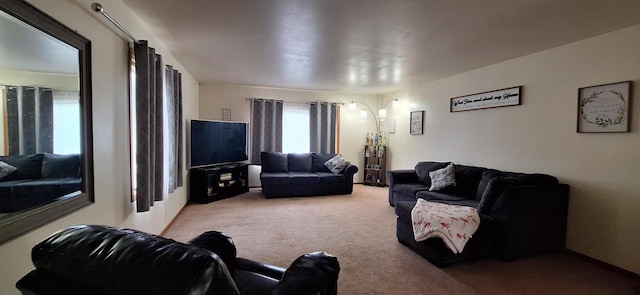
[
  {"x1": 324, "y1": 155, "x2": 350, "y2": 174},
  {"x1": 0, "y1": 161, "x2": 17, "y2": 180},
  {"x1": 429, "y1": 163, "x2": 457, "y2": 192}
]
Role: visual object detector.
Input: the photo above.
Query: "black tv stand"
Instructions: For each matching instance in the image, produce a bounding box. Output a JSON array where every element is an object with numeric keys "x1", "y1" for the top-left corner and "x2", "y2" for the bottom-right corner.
[{"x1": 189, "y1": 163, "x2": 249, "y2": 203}]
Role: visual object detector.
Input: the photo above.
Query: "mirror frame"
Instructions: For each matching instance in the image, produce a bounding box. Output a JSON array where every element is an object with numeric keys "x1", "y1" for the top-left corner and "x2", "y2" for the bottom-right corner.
[{"x1": 0, "y1": 0, "x2": 93, "y2": 245}]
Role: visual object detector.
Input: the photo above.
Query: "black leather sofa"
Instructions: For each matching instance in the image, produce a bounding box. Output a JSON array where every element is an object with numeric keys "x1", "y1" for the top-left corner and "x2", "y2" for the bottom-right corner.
[
  {"x1": 0, "y1": 153, "x2": 81, "y2": 213},
  {"x1": 16, "y1": 224, "x2": 340, "y2": 295},
  {"x1": 388, "y1": 161, "x2": 569, "y2": 267},
  {"x1": 260, "y1": 152, "x2": 358, "y2": 198}
]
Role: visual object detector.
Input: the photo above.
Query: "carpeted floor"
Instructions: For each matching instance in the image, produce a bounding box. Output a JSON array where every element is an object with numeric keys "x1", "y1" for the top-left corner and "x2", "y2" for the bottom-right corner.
[{"x1": 163, "y1": 185, "x2": 638, "y2": 295}]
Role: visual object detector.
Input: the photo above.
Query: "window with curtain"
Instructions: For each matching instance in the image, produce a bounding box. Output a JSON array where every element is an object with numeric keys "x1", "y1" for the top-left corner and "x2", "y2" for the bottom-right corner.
[
  {"x1": 131, "y1": 40, "x2": 184, "y2": 212},
  {"x1": 282, "y1": 103, "x2": 310, "y2": 153},
  {"x1": 250, "y1": 99, "x2": 339, "y2": 159}
]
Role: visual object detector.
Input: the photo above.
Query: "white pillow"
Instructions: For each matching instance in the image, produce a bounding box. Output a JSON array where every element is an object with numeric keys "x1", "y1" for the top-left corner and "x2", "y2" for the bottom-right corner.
[
  {"x1": 429, "y1": 163, "x2": 457, "y2": 191},
  {"x1": 324, "y1": 155, "x2": 350, "y2": 174},
  {"x1": 0, "y1": 161, "x2": 17, "y2": 180}
]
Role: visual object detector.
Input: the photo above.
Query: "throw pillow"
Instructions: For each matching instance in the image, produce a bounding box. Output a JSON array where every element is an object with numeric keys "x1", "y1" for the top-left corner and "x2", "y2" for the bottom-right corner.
[
  {"x1": 428, "y1": 163, "x2": 456, "y2": 192},
  {"x1": 324, "y1": 155, "x2": 350, "y2": 174},
  {"x1": 0, "y1": 161, "x2": 17, "y2": 180},
  {"x1": 414, "y1": 161, "x2": 450, "y2": 186}
]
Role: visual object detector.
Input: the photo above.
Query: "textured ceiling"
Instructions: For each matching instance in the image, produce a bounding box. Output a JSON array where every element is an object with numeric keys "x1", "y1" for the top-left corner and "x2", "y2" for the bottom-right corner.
[{"x1": 121, "y1": 0, "x2": 640, "y2": 94}]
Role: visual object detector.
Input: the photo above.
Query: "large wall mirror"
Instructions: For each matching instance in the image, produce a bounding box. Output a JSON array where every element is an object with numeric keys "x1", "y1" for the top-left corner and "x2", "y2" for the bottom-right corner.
[{"x1": 0, "y1": 0, "x2": 93, "y2": 245}]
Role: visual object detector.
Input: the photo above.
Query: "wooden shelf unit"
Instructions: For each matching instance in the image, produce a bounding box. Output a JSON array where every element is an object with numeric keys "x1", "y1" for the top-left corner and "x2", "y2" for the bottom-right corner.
[
  {"x1": 364, "y1": 145, "x2": 387, "y2": 187},
  {"x1": 189, "y1": 163, "x2": 249, "y2": 203}
]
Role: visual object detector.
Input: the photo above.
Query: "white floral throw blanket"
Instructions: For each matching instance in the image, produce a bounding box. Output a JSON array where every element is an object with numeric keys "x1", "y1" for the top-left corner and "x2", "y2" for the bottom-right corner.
[{"x1": 411, "y1": 198, "x2": 480, "y2": 254}]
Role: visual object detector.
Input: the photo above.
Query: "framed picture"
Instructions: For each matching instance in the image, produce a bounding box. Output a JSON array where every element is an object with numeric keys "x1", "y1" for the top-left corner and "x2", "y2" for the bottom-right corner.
[
  {"x1": 577, "y1": 81, "x2": 632, "y2": 133},
  {"x1": 410, "y1": 110, "x2": 424, "y2": 135},
  {"x1": 450, "y1": 86, "x2": 522, "y2": 112}
]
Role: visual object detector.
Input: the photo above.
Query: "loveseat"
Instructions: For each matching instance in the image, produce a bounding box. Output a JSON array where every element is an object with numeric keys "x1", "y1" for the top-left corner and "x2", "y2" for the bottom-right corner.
[
  {"x1": 388, "y1": 161, "x2": 569, "y2": 266},
  {"x1": 0, "y1": 153, "x2": 81, "y2": 213},
  {"x1": 260, "y1": 152, "x2": 358, "y2": 198},
  {"x1": 16, "y1": 224, "x2": 340, "y2": 295}
]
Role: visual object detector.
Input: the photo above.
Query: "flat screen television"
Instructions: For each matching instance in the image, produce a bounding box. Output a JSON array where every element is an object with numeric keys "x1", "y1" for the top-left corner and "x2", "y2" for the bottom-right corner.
[{"x1": 190, "y1": 120, "x2": 249, "y2": 167}]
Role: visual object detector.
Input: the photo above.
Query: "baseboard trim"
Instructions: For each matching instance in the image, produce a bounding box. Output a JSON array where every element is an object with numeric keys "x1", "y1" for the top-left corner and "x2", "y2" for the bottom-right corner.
[
  {"x1": 566, "y1": 249, "x2": 640, "y2": 281},
  {"x1": 160, "y1": 205, "x2": 187, "y2": 236}
]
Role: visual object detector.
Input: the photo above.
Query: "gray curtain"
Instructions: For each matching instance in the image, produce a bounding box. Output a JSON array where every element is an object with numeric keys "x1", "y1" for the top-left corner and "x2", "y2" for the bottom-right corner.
[
  {"x1": 309, "y1": 102, "x2": 337, "y2": 154},
  {"x1": 166, "y1": 65, "x2": 183, "y2": 193},
  {"x1": 134, "y1": 41, "x2": 184, "y2": 212},
  {"x1": 134, "y1": 41, "x2": 164, "y2": 212},
  {"x1": 250, "y1": 99, "x2": 283, "y2": 164},
  {"x1": 4, "y1": 85, "x2": 54, "y2": 155}
]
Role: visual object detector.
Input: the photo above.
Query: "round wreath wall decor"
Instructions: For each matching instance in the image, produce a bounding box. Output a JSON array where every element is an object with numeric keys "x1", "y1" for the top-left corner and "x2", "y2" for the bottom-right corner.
[{"x1": 580, "y1": 90, "x2": 627, "y2": 128}]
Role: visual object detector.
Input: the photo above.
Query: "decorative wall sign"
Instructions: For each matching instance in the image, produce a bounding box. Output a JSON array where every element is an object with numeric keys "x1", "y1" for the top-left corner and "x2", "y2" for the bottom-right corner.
[
  {"x1": 222, "y1": 108, "x2": 231, "y2": 121},
  {"x1": 410, "y1": 110, "x2": 424, "y2": 135},
  {"x1": 450, "y1": 86, "x2": 522, "y2": 112},
  {"x1": 577, "y1": 81, "x2": 631, "y2": 133}
]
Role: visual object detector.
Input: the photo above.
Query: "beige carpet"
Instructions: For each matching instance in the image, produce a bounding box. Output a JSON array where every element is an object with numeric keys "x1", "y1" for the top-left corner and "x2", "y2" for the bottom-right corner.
[{"x1": 163, "y1": 185, "x2": 638, "y2": 295}]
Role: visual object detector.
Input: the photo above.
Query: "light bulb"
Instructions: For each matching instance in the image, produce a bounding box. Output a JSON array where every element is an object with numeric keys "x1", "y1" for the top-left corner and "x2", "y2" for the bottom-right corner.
[
  {"x1": 360, "y1": 109, "x2": 367, "y2": 118},
  {"x1": 378, "y1": 108, "x2": 387, "y2": 120},
  {"x1": 392, "y1": 99, "x2": 400, "y2": 109},
  {"x1": 349, "y1": 101, "x2": 356, "y2": 110}
]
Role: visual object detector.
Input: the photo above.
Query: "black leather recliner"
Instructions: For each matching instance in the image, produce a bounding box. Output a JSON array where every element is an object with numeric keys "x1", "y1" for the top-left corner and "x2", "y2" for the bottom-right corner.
[{"x1": 16, "y1": 225, "x2": 340, "y2": 295}]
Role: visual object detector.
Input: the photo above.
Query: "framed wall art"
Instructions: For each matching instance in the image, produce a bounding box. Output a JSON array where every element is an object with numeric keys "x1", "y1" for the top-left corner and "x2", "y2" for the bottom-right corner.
[
  {"x1": 410, "y1": 110, "x2": 424, "y2": 135},
  {"x1": 577, "y1": 81, "x2": 632, "y2": 133},
  {"x1": 450, "y1": 86, "x2": 522, "y2": 112}
]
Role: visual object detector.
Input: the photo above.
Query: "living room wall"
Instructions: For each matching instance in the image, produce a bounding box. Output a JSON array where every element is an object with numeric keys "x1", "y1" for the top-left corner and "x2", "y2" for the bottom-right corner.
[
  {"x1": 0, "y1": 0, "x2": 198, "y2": 293},
  {"x1": 384, "y1": 25, "x2": 640, "y2": 275},
  {"x1": 198, "y1": 84, "x2": 380, "y2": 185}
]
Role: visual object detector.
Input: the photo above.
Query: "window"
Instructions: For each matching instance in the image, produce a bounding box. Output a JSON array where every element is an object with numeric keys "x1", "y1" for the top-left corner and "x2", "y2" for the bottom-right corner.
[
  {"x1": 282, "y1": 103, "x2": 310, "y2": 153},
  {"x1": 52, "y1": 91, "x2": 81, "y2": 154}
]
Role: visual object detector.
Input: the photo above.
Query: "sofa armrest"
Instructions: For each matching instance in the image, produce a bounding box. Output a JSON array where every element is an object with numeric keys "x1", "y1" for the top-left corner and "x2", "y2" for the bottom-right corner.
[
  {"x1": 341, "y1": 164, "x2": 358, "y2": 194},
  {"x1": 491, "y1": 183, "x2": 569, "y2": 260},
  {"x1": 386, "y1": 170, "x2": 420, "y2": 206},
  {"x1": 271, "y1": 251, "x2": 340, "y2": 295},
  {"x1": 236, "y1": 257, "x2": 286, "y2": 280},
  {"x1": 387, "y1": 169, "x2": 419, "y2": 184},
  {"x1": 188, "y1": 231, "x2": 238, "y2": 269}
]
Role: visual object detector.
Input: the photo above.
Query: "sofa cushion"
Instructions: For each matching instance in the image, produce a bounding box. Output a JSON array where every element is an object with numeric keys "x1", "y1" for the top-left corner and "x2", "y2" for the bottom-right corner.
[
  {"x1": 429, "y1": 163, "x2": 457, "y2": 192},
  {"x1": 287, "y1": 153, "x2": 312, "y2": 172},
  {"x1": 311, "y1": 153, "x2": 335, "y2": 173},
  {"x1": 417, "y1": 191, "x2": 473, "y2": 202},
  {"x1": 314, "y1": 172, "x2": 345, "y2": 183},
  {"x1": 392, "y1": 183, "x2": 431, "y2": 197},
  {"x1": 60, "y1": 177, "x2": 82, "y2": 194},
  {"x1": 41, "y1": 153, "x2": 81, "y2": 178},
  {"x1": 451, "y1": 164, "x2": 486, "y2": 198},
  {"x1": 261, "y1": 152, "x2": 288, "y2": 173},
  {"x1": 415, "y1": 161, "x2": 450, "y2": 186},
  {"x1": 0, "y1": 161, "x2": 17, "y2": 180},
  {"x1": 429, "y1": 199, "x2": 480, "y2": 209},
  {"x1": 289, "y1": 172, "x2": 320, "y2": 184},
  {"x1": 260, "y1": 172, "x2": 291, "y2": 185},
  {"x1": 478, "y1": 173, "x2": 558, "y2": 214},
  {"x1": 394, "y1": 201, "x2": 416, "y2": 222},
  {"x1": 475, "y1": 169, "x2": 501, "y2": 200},
  {"x1": 324, "y1": 155, "x2": 350, "y2": 174},
  {"x1": 0, "y1": 154, "x2": 44, "y2": 181}
]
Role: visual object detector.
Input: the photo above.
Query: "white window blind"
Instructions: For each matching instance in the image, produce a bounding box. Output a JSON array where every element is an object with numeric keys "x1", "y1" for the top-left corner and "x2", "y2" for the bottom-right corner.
[{"x1": 282, "y1": 102, "x2": 310, "y2": 153}]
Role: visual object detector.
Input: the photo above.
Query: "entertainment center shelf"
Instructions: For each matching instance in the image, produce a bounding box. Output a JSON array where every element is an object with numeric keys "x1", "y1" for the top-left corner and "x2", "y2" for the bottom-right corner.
[{"x1": 189, "y1": 163, "x2": 249, "y2": 203}]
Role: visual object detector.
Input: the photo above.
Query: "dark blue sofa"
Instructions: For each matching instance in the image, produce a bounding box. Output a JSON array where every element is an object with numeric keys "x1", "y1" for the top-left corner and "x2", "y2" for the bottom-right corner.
[
  {"x1": 388, "y1": 161, "x2": 569, "y2": 266},
  {"x1": 0, "y1": 153, "x2": 81, "y2": 213},
  {"x1": 260, "y1": 152, "x2": 358, "y2": 198}
]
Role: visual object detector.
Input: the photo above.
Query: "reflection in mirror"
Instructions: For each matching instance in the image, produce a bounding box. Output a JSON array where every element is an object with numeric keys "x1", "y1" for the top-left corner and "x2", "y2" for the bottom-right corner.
[{"x1": 0, "y1": 0, "x2": 93, "y2": 245}]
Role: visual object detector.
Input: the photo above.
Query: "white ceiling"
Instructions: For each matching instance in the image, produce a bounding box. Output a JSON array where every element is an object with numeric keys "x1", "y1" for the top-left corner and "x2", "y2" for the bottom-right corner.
[
  {"x1": 0, "y1": 10, "x2": 79, "y2": 76},
  {"x1": 121, "y1": 0, "x2": 640, "y2": 94}
]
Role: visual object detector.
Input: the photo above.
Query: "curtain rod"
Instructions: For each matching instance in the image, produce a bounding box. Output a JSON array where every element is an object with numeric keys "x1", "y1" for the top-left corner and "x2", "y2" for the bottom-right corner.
[
  {"x1": 91, "y1": 3, "x2": 139, "y2": 43},
  {"x1": 245, "y1": 98, "x2": 344, "y2": 105}
]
